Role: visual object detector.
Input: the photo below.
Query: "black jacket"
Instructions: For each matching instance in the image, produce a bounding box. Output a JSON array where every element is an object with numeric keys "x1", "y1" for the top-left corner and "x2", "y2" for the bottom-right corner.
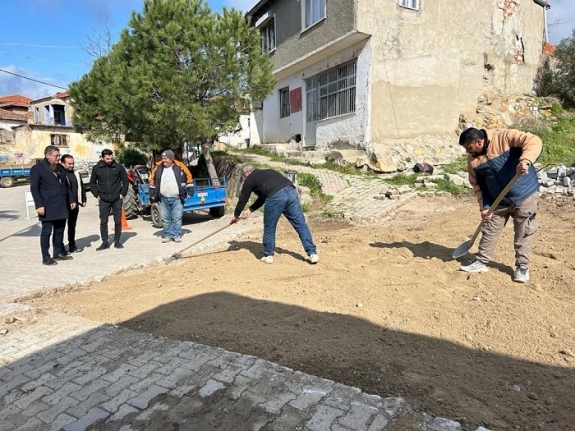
[
  {"x1": 30, "y1": 159, "x2": 76, "y2": 221},
  {"x1": 64, "y1": 169, "x2": 87, "y2": 206},
  {"x1": 234, "y1": 169, "x2": 293, "y2": 217},
  {"x1": 90, "y1": 160, "x2": 129, "y2": 203}
]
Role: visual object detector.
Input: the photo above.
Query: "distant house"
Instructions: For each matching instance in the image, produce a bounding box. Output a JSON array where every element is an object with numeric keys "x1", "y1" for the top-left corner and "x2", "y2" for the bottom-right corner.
[
  {"x1": 246, "y1": 0, "x2": 551, "y2": 169},
  {"x1": 6, "y1": 92, "x2": 110, "y2": 164},
  {"x1": 0, "y1": 94, "x2": 31, "y2": 131}
]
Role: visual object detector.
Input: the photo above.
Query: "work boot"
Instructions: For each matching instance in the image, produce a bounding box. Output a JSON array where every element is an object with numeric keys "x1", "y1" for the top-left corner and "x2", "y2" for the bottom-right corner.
[
  {"x1": 460, "y1": 260, "x2": 489, "y2": 273},
  {"x1": 309, "y1": 253, "x2": 319, "y2": 264},
  {"x1": 260, "y1": 256, "x2": 274, "y2": 264},
  {"x1": 514, "y1": 265, "x2": 530, "y2": 283},
  {"x1": 96, "y1": 243, "x2": 110, "y2": 251}
]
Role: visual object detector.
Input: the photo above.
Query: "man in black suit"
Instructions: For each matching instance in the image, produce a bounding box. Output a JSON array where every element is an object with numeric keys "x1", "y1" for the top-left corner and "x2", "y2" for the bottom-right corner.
[
  {"x1": 30, "y1": 145, "x2": 77, "y2": 265},
  {"x1": 60, "y1": 154, "x2": 87, "y2": 253}
]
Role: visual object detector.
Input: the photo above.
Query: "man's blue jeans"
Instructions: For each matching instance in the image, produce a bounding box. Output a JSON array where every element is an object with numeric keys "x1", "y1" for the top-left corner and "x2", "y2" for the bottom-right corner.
[
  {"x1": 159, "y1": 196, "x2": 184, "y2": 239},
  {"x1": 263, "y1": 186, "x2": 317, "y2": 257}
]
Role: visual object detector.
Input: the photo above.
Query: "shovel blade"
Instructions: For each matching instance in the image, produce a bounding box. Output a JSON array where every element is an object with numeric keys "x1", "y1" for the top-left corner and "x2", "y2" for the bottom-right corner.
[{"x1": 452, "y1": 240, "x2": 471, "y2": 259}]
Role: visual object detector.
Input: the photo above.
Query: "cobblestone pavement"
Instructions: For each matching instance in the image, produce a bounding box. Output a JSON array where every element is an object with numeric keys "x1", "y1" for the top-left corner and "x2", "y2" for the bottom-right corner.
[
  {"x1": 0, "y1": 175, "x2": 473, "y2": 430},
  {"x1": 239, "y1": 154, "x2": 416, "y2": 224}
]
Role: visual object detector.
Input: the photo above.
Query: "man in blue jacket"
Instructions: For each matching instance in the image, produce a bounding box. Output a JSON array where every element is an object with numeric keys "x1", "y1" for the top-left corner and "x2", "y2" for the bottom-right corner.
[
  {"x1": 458, "y1": 128, "x2": 542, "y2": 283},
  {"x1": 30, "y1": 145, "x2": 77, "y2": 265}
]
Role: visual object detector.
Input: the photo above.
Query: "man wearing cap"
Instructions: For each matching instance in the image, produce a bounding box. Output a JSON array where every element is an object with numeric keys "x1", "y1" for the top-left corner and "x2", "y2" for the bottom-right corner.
[{"x1": 149, "y1": 150, "x2": 194, "y2": 243}]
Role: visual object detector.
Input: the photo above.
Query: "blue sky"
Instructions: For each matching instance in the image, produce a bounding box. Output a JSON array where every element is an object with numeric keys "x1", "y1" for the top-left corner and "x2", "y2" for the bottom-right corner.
[{"x1": 0, "y1": 0, "x2": 573, "y2": 100}]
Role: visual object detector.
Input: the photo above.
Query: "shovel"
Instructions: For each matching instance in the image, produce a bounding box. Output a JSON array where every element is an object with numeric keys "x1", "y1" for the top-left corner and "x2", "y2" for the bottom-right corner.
[
  {"x1": 165, "y1": 219, "x2": 237, "y2": 264},
  {"x1": 452, "y1": 171, "x2": 522, "y2": 259}
]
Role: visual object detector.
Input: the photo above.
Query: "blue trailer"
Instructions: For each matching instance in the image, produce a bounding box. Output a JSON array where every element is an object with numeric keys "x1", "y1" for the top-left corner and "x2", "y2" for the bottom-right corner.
[
  {"x1": 124, "y1": 165, "x2": 227, "y2": 227},
  {"x1": 0, "y1": 166, "x2": 32, "y2": 188}
]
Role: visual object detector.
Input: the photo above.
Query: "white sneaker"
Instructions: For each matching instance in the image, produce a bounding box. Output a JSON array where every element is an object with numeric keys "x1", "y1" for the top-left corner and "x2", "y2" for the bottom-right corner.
[
  {"x1": 460, "y1": 260, "x2": 489, "y2": 273},
  {"x1": 261, "y1": 256, "x2": 274, "y2": 264},
  {"x1": 514, "y1": 265, "x2": 530, "y2": 283},
  {"x1": 173, "y1": 237, "x2": 182, "y2": 243},
  {"x1": 309, "y1": 254, "x2": 319, "y2": 264},
  {"x1": 162, "y1": 237, "x2": 171, "y2": 243}
]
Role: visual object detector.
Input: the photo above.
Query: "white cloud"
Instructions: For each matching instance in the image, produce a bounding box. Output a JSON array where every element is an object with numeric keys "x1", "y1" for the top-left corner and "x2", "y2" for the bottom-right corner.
[
  {"x1": 547, "y1": 0, "x2": 575, "y2": 44},
  {"x1": 0, "y1": 65, "x2": 66, "y2": 100}
]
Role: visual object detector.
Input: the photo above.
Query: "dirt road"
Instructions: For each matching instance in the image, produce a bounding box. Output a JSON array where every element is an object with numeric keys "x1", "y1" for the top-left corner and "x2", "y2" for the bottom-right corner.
[{"x1": 25, "y1": 195, "x2": 575, "y2": 430}]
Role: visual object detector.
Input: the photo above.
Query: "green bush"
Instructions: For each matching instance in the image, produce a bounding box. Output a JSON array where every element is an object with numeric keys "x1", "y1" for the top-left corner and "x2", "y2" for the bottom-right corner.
[
  {"x1": 516, "y1": 113, "x2": 575, "y2": 166},
  {"x1": 116, "y1": 147, "x2": 149, "y2": 167}
]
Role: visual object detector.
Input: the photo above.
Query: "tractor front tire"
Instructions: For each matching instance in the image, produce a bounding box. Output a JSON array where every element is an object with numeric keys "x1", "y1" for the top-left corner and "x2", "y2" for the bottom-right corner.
[
  {"x1": 0, "y1": 177, "x2": 14, "y2": 188},
  {"x1": 151, "y1": 203, "x2": 163, "y2": 228},
  {"x1": 123, "y1": 186, "x2": 139, "y2": 219}
]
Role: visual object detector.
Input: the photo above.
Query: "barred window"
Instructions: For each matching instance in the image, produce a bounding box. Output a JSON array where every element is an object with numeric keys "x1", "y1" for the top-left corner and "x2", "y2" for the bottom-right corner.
[{"x1": 306, "y1": 60, "x2": 357, "y2": 122}]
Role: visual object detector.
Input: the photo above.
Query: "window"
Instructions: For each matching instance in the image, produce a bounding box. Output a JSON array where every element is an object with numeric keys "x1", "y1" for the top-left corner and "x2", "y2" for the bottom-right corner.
[
  {"x1": 51, "y1": 134, "x2": 70, "y2": 147},
  {"x1": 260, "y1": 19, "x2": 276, "y2": 53},
  {"x1": 399, "y1": 0, "x2": 420, "y2": 10},
  {"x1": 34, "y1": 108, "x2": 40, "y2": 123},
  {"x1": 304, "y1": 0, "x2": 326, "y2": 28},
  {"x1": 279, "y1": 87, "x2": 290, "y2": 118},
  {"x1": 306, "y1": 60, "x2": 357, "y2": 122}
]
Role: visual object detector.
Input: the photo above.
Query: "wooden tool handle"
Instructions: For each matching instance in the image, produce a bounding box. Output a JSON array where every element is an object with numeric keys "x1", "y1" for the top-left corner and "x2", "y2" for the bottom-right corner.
[{"x1": 467, "y1": 171, "x2": 522, "y2": 245}]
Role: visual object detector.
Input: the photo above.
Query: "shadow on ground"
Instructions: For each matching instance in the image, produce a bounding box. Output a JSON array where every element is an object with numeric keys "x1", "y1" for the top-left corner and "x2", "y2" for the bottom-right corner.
[
  {"x1": 369, "y1": 241, "x2": 515, "y2": 277},
  {"x1": 116, "y1": 292, "x2": 574, "y2": 430}
]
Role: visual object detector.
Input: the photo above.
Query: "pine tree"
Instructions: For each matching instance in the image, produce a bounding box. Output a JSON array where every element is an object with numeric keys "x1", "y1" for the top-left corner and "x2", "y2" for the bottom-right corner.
[{"x1": 70, "y1": 0, "x2": 275, "y2": 180}]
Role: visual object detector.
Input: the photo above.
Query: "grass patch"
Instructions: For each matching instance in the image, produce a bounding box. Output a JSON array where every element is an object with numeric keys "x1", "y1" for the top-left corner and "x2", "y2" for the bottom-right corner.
[
  {"x1": 432, "y1": 179, "x2": 471, "y2": 197},
  {"x1": 297, "y1": 173, "x2": 333, "y2": 203},
  {"x1": 442, "y1": 155, "x2": 468, "y2": 174},
  {"x1": 382, "y1": 173, "x2": 419, "y2": 186},
  {"x1": 311, "y1": 162, "x2": 373, "y2": 176},
  {"x1": 515, "y1": 113, "x2": 575, "y2": 166}
]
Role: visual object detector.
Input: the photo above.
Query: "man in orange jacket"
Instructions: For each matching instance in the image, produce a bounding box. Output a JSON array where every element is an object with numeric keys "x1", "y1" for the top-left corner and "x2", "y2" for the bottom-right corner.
[{"x1": 149, "y1": 150, "x2": 193, "y2": 243}]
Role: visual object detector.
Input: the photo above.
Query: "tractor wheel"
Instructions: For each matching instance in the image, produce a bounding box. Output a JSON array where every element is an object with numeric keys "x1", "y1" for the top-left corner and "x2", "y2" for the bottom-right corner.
[
  {"x1": 209, "y1": 205, "x2": 225, "y2": 218},
  {"x1": 151, "y1": 203, "x2": 163, "y2": 228},
  {"x1": 123, "y1": 186, "x2": 139, "y2": 219},
  {"x1": 0, "y1": 177, "x2": 14, "y2": 188}
]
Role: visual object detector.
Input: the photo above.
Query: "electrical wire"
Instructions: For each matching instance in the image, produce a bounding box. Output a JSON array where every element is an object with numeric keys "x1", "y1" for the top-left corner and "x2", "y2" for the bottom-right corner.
[
  {"x1": 0, "y1": 68, "x2": 67, "y2": 90},
  {"x1": 0, "y1": 43, "x2": 81, "y2": 49},
  {"x1": 0, "y1": 52, "x2": 83, "y2": 66}
]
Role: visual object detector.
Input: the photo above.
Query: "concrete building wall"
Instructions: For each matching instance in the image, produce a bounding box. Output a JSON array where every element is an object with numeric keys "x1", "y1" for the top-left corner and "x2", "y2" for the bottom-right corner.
[
  {"x1": 13, "y1": 126, "x2": 108, "y2": 164},
  {"x1": 262, "y1": 0, "x2": 356, "y2": 71},
  {"x1": 356, "y1": 0, "x2": 546, "y2": 140},
  {"x1": 0, "y1": 120, "x2": 25, "y2": 131}
]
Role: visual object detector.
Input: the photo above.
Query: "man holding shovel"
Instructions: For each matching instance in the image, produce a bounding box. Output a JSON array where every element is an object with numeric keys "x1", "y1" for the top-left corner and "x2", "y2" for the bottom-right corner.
[
  {"x1": 458, "y1": 127, "x2": 542, "y2": 282},
  {"x1": 232, "y1": 165, "x2": 319, "y2": 265}
]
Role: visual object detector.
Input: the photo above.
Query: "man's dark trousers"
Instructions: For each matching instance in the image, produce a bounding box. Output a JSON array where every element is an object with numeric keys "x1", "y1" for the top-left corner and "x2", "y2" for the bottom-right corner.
[
  {"x1": 99, "y1": 199, "x2": 122, "y2": 245},
  {"x1": 67, "y1": 206, "x2": 80, "y2": 249},
  {"x1": 41, "y1": 219, "x2": 66, "y2": 260}
]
